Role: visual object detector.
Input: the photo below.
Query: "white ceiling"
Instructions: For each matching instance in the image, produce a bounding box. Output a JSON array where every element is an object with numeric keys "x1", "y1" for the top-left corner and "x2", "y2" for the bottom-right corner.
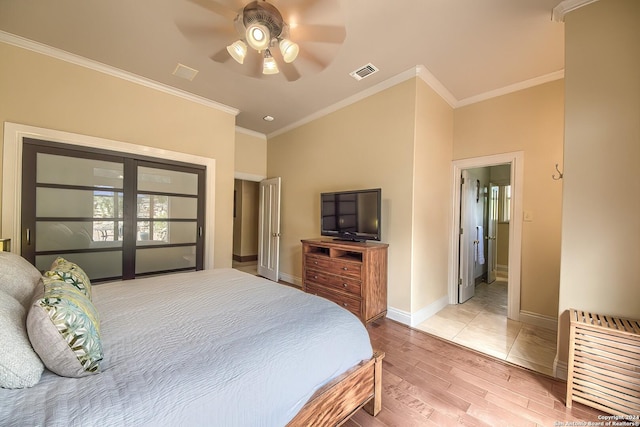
[{"x1": 0, "y1": 0, "x2": 566, "y2": 136}]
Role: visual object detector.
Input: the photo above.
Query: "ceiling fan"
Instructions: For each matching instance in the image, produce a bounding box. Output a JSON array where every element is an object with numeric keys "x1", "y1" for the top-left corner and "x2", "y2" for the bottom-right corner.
[{"x1": 179, "y1": 0, "x2": 347, "y2": 81}]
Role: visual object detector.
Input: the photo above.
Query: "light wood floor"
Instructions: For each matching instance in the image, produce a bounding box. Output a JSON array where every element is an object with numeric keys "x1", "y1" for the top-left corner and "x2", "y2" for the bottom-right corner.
[{"x1": 345, "y1": 318, "x2": 604, "y2": 427}]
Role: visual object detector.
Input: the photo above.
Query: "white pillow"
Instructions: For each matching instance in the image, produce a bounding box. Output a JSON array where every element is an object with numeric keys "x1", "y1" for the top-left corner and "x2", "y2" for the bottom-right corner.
[
  {"x1": 0, "y1": 252, "x2": 43, "y2": 308},
  {"x1": 0, "y1": 289, "x2": 44, "y2": 389}
]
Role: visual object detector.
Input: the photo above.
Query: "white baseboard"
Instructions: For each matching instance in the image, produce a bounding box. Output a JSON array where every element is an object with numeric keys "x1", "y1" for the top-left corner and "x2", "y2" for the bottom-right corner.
[
  {"x1": 519, "y1": 310, "x2": 558, "y2": 331},
  {"x1": 386, "y1": 307, "x2": 412, "y2": 326},
  {"x1": 554, "y1": 357, "x2": 568, "y2": 380},
  {"x1": 410, "y1": 296, "x2": 450, "y2": 327},
  {"x1": 279, "y1": 272, "x2": 302, "y2": 288},
  {"x1": 387, "y1": 295, "x2": 449, "y2": 327}
]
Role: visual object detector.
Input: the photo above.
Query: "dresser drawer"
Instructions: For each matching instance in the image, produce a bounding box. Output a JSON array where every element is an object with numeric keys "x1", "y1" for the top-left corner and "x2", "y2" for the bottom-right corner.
[
  {"x1": 305, "y1": 270, "x2": 362, "y2": 296},
  {"x1": 305, "y1": 255, "x2": 362, "y2": 279},
  {"x1": 306, "y1": 284, "x2": 361, "y2": 317}
]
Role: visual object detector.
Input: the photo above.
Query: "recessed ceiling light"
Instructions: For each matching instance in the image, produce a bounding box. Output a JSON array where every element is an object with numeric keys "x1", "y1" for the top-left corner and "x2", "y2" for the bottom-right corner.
[{"x1": 263, "y1": 115, "x2": 275, "y2": 122}]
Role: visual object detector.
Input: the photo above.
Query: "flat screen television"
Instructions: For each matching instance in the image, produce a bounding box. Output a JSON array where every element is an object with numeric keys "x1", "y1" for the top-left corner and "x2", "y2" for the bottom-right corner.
[{"x1": 320, "y1": 188, "x2": 381, "y2": 241}]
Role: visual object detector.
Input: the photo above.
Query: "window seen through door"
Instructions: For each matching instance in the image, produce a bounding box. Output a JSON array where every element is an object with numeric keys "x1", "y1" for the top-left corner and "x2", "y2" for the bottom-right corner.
[{"x1": 499, "y1": 185, "x2": 511, "y2": 223}]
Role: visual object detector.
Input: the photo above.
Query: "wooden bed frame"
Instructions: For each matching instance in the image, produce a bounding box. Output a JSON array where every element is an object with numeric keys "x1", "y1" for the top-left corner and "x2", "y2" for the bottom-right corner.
[{"x1": 288, "y1": 350, "x2": 384, "y2": 426}]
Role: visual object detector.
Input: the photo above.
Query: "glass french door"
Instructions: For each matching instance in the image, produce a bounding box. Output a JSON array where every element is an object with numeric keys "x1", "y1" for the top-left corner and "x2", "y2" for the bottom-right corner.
[{"x1": 21, "y1": 138, "x2": 205, "y2": 281}]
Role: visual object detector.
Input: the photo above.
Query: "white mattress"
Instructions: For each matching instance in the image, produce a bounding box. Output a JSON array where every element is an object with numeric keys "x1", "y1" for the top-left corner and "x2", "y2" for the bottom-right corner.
[{"x1": 0, "y1": 268, "x2": 373, "y2": 426}]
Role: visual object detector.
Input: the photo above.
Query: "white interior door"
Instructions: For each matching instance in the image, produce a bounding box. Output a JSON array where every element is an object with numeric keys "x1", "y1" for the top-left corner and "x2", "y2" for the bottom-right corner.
[
  {"x1": 487, "y1": 184, "x2": 499, "y2": 283},
  {"x1": 258, "y1": 177, "x2": 281, "y2": 281},
  {"x1": 459, "y1": 170, "x2": 475, "y2": 303}
]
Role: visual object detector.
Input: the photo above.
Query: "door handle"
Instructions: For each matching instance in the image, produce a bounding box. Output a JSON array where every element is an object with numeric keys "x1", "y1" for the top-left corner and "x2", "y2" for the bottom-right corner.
[{"x1": 271, "y1": 232, "x2": 281, "y2": 237}]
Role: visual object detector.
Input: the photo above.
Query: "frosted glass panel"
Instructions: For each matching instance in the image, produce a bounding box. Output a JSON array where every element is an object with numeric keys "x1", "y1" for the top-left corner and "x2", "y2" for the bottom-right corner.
[
  {"x1": 137, "y1": 167, "x2": 198, "y2": 195},
  {"x1": 36, "y1": 221, "x2": 122, "y2": 251},
  {"x1": 137, "y1": 221, "x2": 196, "y2": 245},
  {"x1": 37, "y1": 153, "x2": 123, "y2": 188},
  {"x1": 36, "y1": 251, "x2": 122, "y2": 280},
  {"x1": 37, "y1": 189, "x2": 123, "y2": 218},
  {"x1": 137, "y1": 195, "x2": 197, "y2": 219},
  {"x1": 135, "y1": 247, "x2": 196, "y2": 274}
]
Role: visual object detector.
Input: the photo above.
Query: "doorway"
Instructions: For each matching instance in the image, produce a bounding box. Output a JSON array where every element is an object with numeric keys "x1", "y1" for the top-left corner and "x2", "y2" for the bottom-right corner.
[
  {"x1": 232, "y1": 179, "x2": 260, "y2": 275},
  {"x1": 415, "y1": 152, "x2": 565, "y2": 374},
  {"x1": 458, "y1": 165, "x2": 511, "y2": 304},
  {"x1": 231, "y1": 176, "x2": 281, "y2": 281},
  {"x1": 448, "y1": 151, "x2": 523, "y2": 321}
]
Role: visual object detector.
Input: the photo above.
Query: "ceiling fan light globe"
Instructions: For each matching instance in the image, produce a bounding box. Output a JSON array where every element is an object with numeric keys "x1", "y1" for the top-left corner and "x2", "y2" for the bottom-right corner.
[
  {"x1": 227, "y1": 40, "x2": 247, "y2": 64},
  {"x1": 279, "y1": 39, "x2": 299, "y2": 63},
  {"x1": 263, "y1": 53, "x2": 279, "y2": 75},
  {"x1": 246, "y1": 23, "x2": 270, "y2": 51}
]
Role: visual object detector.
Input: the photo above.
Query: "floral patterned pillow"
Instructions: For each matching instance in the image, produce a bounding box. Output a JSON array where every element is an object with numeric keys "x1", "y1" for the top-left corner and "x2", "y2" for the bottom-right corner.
[
  {"x1": 26, "y1": 276, "x2": 102, "y2": 377},
  {"x1": 44, "y1": 257, "x2": 92, "y2": 300}
]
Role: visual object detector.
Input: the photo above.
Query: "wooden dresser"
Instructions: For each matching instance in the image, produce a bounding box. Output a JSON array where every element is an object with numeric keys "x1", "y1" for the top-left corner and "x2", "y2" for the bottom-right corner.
[{"x1": 302, "y1": 238, "x2": 388, "y2": 324}]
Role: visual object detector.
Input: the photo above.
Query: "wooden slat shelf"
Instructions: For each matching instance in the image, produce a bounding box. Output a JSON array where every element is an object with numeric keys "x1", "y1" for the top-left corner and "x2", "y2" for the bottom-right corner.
[{"x1": 566, "y1": 309, "x2": 640, "y2": 417}]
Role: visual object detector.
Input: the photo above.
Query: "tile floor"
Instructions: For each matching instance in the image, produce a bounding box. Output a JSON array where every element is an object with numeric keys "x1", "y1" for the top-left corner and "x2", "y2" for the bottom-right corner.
[
  {"x1": 415, "y1": 277, "x2": 558, "y2": 376},
  {"x1": 232, "y1": 260, "x2": 258, "y2": 276}
]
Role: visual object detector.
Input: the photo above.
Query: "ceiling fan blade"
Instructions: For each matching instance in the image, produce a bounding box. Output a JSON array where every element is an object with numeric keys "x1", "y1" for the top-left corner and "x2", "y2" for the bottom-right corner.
[
  {"x1": 177, "y1": 22, "x2": 236, "y2": 40},
  {"x1": 243, "y1": 51, "x2": 263, "y2": 78},
  {"x1": 271, "y1": 49, "x2": 301, "y2": 82},
  {"x1": 290, "y1": 25, "x2": 346, "y2": 44},
  {"x1": 297, "y1": 49, "x2": 328, "y2": 70},
  {"x1": 279, "y1": 62, "x2": 301, "y2": 82},
  {"x1": 186, "y1": 0, "x2": 238, "y2": 21},
  {"x1": 287, "y1": 0, "x2": 326, "y2": 16},
  {"x1": 210, "y1": 47, "x2": 232, "y2": 63}
]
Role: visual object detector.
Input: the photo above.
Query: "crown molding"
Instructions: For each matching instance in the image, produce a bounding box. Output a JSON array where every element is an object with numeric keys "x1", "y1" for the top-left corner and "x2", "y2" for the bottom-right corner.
[
  {"x1": 268, "y1": 64, "x2": 566, "y2": 138},
  {"x1": 2, "y1": 29, "x2": 566, "y2": 139},
  {"x1": 267, "y1": 66, "x2": 422, "y2": 138},
  {"x1": 415, "y1": 65, "x2": 458, "y2": 108},
  {"x1": 0, "y1": 30, "x2": 239, "y2": 117},
  {"x1": 552, "y1": 0, "x2": 600, "y2": 22},
  {"x1": 235, "y1": 126, "x2": 267, "y2": 140},
  {"x1": 456, "y1": 70, "x2": 565, "y2": 107}
]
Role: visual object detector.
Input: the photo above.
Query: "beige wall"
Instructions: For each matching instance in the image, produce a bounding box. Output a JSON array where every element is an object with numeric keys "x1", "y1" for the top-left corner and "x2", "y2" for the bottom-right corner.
[
  {"x1": 411, "y1": 79, "x2": 454, "y2": 312},
  {"x1": 268, "y1": 79, "x2": 417, "y2": 312},
  {"x1": 235, "y1": 130, "x2": 267, "y2": 178},
  {"x1": 454, "y1": 80, "x2": 565, "y2": 318},
  {"x1": 0, "y1": 42, "x2": 237, "y2": 267},
  {"x1": 557, "y1": 0, "x2": 640, "y2": 365}
]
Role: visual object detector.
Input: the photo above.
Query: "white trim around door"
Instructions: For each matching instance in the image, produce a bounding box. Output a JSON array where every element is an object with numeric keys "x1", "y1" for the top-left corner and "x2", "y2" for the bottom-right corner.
[{"x1": 448, "y1": 151, "x2": 524, "y2": 321}]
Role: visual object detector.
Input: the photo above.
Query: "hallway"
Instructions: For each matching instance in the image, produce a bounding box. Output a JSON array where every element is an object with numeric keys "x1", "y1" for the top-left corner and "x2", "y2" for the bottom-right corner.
[{"x1": 416, "y1": 278, "x2": 557, "y2": 376}]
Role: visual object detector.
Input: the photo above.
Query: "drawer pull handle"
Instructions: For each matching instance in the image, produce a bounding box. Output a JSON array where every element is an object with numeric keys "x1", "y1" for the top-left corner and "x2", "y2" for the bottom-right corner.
[
  {"x1": 314, "y1": 275, "x2": 318, "y2": 279},
  {"x1": 314, "y1": 261, "x2": 318, "y2": 265},
  {"x1": 343, "y1": 267, "x2": 348, "y2": 271},
  {"x1": 343, "y1": 283, "x2": 348, "y2": 287},
  {"x1": 343, "y1": 303, "x2": 348, "y2": 307}
]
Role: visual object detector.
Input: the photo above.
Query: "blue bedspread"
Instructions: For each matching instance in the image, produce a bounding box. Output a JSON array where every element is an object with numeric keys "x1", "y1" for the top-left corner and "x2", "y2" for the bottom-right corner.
[{"x1": 0, "y1": 268, "x2": 373, "y2": 426}]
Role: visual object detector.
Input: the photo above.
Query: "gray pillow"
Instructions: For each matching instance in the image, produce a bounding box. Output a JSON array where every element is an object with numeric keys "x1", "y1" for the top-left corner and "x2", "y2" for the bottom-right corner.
[
  {"x1": 0, "y1": 289, "x2": 44, "y2": 388},
  {"x1": 0, "y1": 252, "x2": 43, "y2": 308},
  {"x1": 27, "y1": 277, "x2": 102, "y2": 377}
]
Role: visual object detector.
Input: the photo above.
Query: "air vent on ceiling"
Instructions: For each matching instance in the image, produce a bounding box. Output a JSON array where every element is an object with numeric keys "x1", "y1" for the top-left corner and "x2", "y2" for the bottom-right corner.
[
  {"x1": 349, "y1": 63, "x2": 379, "y2": 81},
  {"x1": 172, "y1": 63, "x2": 199, "y2": 81}
]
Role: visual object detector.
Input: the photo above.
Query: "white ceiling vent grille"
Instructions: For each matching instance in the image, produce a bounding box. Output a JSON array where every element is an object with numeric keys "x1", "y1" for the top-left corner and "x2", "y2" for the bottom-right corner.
[
  {"x1": 349, "y1": 63, "x2": 379, "y2": 81},
  {"x1": 172, "y1": 63, "x2": 199, "y2": 81}
]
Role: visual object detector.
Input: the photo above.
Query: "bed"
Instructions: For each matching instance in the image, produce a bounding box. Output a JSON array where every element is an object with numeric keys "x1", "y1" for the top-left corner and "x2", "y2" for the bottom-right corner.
[{"x1": 0, "y1": 253, "x2": 383, "y2": 426}]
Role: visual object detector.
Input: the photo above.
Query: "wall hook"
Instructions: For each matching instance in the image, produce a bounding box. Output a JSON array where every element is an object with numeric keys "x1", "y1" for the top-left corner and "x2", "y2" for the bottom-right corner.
[{"x1": 552, "y1": 163, "x2": 563, "y2": 180}]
